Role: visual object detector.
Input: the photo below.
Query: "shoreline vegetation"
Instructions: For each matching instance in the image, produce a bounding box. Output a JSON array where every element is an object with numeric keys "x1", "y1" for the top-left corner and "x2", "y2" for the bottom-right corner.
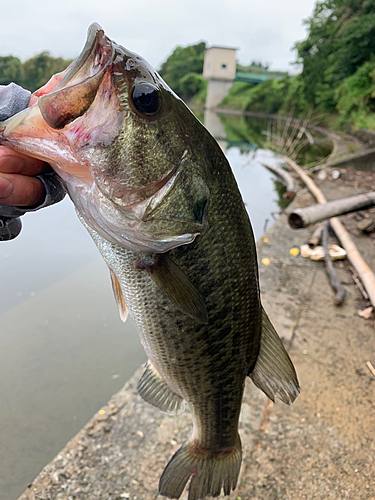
[
  {"x1": 173, "y1": 0, "x2": 375, "y2": 135},
  {"x1": 1, "y1": 1, "x2": 374, "y2": 134}
]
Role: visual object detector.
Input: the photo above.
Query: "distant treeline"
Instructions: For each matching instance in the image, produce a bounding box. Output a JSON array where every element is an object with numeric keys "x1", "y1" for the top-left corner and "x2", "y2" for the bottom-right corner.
[{"x1": 0, "y1": 52, "x2": 73, "y2": 92}]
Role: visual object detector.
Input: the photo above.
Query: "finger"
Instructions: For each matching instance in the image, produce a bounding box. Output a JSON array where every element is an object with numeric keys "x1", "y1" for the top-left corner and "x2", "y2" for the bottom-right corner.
[
  {"x1": 0, "y1": 173, "x2": 45, "y2": 207},
  {"x1": 0, "y1": 147, "x2": 50, "y2": 176}
]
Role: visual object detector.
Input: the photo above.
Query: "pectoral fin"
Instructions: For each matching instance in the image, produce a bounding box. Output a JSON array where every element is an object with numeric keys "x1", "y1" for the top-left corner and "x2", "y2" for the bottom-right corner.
[
  {"x1": 249, "y1": 307, "x2": 300, "y2": 404},
  {"x1": 142, "y1": 253, "x2": 208, "y2": 324},
  {"x1": 137, "y1": 361, "x2": 185, "y2": 415},
  {"x1": 109, "y1": 269, "x2": 128, "y2": 322}
]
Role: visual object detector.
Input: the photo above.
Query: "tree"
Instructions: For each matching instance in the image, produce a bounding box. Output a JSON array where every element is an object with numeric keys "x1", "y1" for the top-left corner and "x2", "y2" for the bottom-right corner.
[
  {"x1": 178, "y1": 72, "x2": 207, "y2": 100},
  {"x1": 335, "y1": 58, "x2": 375, "y2": 128},
  {"x1": 294, "y1": 0, "x2": 375, "y2": 109},
  {"x1": 0, "y1": 56, "x2": 23, "y2": 86},
  {"x1": 21, "y1": 52, "x2": 72, "y2": 92},
  {"x1": 159, "y1": 42, "x2": 206, "y2": 98}
]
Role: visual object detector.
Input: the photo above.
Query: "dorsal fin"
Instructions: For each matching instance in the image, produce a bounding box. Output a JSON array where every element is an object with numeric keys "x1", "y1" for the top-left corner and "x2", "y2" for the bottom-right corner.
[
  {"x1": 109, "y1": 269, "x2": 128, "y2": 322},
  {"x1": 249, "y1": 307, "x2": 300, "y2": 404}
]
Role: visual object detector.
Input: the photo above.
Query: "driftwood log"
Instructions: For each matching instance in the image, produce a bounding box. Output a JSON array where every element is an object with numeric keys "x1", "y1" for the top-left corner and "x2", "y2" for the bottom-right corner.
[
  {"x1": 288, "y1": 191, "x2": 375, "y2": 228},
  {"x1": 285, "y1": 157, "x2": 375, "y2": 308},
  {"x1": 322, "y1": 221, "x2": 346, "y2": 305},
  {"x1": 260, "y1": 162, "x2": 296, "y2": 199}
]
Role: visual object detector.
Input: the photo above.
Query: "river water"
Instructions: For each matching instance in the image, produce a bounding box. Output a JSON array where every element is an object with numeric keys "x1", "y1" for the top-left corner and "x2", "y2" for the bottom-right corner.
[{"x1": 0, "y1": 112, "x2": 288, "y2": 499}]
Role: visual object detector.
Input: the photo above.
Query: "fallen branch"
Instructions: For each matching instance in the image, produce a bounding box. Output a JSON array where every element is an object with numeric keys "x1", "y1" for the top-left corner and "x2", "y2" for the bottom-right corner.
[
  {"x1": 308, "y1": 223, "x2": 324, "y2": 248},
  {"x1": 288, "y1": 192, "x2": 375, "y2": 228},
  {"x1": 285, "y1": 157, "x2": 375, "y2": 308},
  {"x1": 260, "y1": 162, "x2": 296, "y2": 199},
  {"x1": 349, "y1": 265, "x2": 369, "y2": 301},
  {"x1": 366, "y1": 361, "x2": 375, "y2": 378},
  {"x1": 322, "y1": 221, "x2": 346, "y2": 305}
]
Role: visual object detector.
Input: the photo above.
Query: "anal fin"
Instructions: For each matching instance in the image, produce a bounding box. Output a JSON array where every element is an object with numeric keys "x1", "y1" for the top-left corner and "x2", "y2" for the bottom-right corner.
[
  {"x1": 142, "y1": 253, "x2": 208, "y2": 324},
  {"x1": 249, "y1": 307, "x2": 300, "y2": 404},
  {"x1": 109, "y1": 269, "x2": 128, "y2": 322},
  {"x1": 137, "y1": 361, "x2": 185, "y2": 415}
]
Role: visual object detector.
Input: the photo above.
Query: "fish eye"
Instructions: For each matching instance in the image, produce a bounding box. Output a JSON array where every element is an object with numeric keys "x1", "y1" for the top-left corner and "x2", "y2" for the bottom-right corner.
[{"x1": 132, "y1": 83, "x2": 161, "y2": 115}]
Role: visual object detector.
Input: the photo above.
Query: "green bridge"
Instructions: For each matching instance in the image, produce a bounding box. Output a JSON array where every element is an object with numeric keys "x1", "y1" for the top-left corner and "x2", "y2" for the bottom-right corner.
[{"x1": 234, "y1": 72, "x2": 271, "y2": 84}]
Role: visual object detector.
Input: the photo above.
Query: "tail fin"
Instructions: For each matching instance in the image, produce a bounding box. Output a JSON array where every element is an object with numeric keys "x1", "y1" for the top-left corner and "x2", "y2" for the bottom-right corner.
[
  {"x1": 249, "y1": 307, "x2": 300, "y2": 404},
  {"x1": 159, "y1": 436, "x2": 242, "y2": 500}
]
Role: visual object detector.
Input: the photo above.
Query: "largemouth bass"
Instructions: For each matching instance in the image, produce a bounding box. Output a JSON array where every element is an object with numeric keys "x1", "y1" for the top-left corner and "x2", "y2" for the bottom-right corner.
[{"x1": 0, "y1": 24, "x2": 299, "y2": 500}]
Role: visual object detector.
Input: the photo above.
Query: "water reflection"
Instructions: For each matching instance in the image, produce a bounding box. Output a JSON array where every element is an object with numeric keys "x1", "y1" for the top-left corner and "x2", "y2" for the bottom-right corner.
[{"x1": 204, "y1": 110, "x2": 333, "y2": 167}]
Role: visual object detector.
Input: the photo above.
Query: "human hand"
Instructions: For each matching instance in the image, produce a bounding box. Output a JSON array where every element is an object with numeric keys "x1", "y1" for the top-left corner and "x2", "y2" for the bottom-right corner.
[
  {"x1": 0, "y1": 94, "x2": 51, "y2": 208},
  {"x1": 0, "y1": 147, "x2": 51, "y2": 207}
]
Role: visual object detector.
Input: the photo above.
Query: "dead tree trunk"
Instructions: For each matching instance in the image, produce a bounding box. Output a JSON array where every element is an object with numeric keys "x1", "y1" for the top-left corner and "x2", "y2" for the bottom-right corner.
[{"x1": 288, "y1": 192, "x2": 375, "y2": 228}]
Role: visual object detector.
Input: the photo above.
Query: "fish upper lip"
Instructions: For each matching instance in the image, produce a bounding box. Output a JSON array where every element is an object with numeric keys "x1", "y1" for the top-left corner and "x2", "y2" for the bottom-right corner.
[{"x1": 54, "y1": 23, "x2": 114, "y2": 92}]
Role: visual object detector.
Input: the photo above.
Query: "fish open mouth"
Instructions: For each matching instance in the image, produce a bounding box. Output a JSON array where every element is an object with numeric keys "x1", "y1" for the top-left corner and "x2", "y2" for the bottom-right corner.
[
  {"x1": 36, "y1": 23, "x2": 114, "y2": 130},
  {"x1": 32, "y1": 24, "x2": 113, "y2": 101},
  {"x1": 54, "y1": 23, "x2": 113, "y2": 93},
  {"x1": 0, "y1": 23, "x2": 118, "y2": 181}
]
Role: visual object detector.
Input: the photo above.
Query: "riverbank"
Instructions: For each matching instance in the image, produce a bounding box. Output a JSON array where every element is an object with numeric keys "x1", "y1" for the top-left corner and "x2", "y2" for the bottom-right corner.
[
  {"x1": 18, "y1": 168, "x2": 375, "y2": 500},
  {"x1": 193, "y1": 105, "x2": 375, "y2": 173}
]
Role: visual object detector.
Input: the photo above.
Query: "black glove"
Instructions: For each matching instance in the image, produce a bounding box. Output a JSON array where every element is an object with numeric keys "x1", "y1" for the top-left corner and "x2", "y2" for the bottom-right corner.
[{"x1": 0, "y1": 83, "x2": 66, "y2": 241}]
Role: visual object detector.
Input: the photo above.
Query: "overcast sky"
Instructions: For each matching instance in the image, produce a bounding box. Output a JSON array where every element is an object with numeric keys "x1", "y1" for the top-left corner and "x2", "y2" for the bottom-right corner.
[{"x1": 1, "y1": 0, "x2": 316, "y2": 73}]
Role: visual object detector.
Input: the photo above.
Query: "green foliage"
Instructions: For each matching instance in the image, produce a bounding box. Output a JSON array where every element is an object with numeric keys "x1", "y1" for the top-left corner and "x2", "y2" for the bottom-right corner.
[
  {"x1": 221, "y1": 82, "x2": 257, "y2": 109},
  {"x1": 188, "y1": 85, "x2": 208, "y2": 107},
  {"x1": 178, "y1": 72, "x2": 207, "y2": 99},
  {"x1": 21, "y1": 52, "x2": 72, "y2": 92},
  {"x1": 295, "y1": 0, "x2": 375, "y2": 109},
  {"x1": 159, "y1": 42, "x2": 206, "y2": 99},
  {"x1": 0, "y1": 52, "x2": 72, "y2": 92},
  {"x1": 249, "y1": 60, "x2": 269, "y2": 70},
  {"x1": 335, "y1": 58, "x2": 375, "y2": 129},
  {"x1": 281, "y1": 75, "x2": 310, "y2": 116},
  {"x1": 0, "y1": 56, "x2": 23, "y2": 85},
  {"x1": 222, "y1": 76, "x2": 309, "y2": 116},
  {"x1": 244, "y1": 78, "x2": 290, "y2": 114}
]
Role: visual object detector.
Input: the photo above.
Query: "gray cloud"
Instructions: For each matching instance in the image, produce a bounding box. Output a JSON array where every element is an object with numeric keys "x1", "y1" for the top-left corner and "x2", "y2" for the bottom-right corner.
[{"x1": 0, "y1": 0, "x2": 316, "y2": 72}]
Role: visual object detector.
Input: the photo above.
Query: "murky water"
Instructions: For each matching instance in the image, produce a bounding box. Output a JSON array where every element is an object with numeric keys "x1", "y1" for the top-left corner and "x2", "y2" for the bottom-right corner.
[{"x1": 0, "y1": 113, "x2": 287, "y2": 499}]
